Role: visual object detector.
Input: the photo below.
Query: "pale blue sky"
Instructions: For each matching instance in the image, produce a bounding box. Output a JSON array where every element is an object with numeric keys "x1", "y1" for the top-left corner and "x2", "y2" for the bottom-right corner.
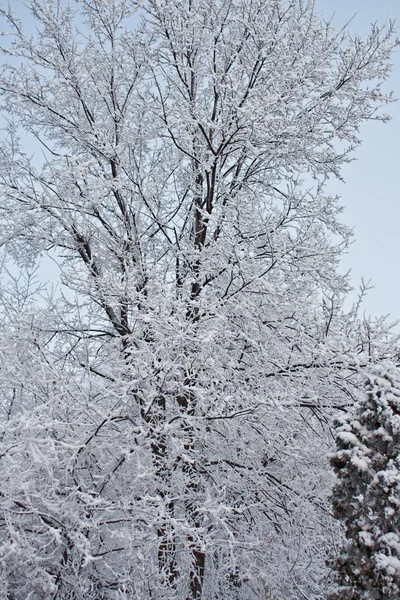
[
  {"x1": 315, "y1": 0, "x2": 400, "y2": 322},
  {"x1": 3, "y1": 0, "x2": 400, "y2": 322}
]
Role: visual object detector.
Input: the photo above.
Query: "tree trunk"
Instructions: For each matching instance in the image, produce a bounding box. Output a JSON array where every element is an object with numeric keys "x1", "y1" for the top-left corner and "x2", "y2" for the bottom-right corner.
[
  {"x1": 157, "y1": 500, "x2": 177, "y2": 589},
  {"x1": 187, "y1": 546, "x2": 205, "y2": 600}
]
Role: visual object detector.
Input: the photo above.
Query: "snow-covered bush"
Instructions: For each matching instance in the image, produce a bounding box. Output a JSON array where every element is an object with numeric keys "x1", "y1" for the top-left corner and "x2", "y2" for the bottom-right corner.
[{"x1": 329, "y1": 364, "x2": 400, "y2": 599}]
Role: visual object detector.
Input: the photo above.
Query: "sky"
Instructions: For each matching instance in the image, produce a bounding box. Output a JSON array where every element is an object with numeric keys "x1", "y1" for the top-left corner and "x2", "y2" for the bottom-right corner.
[
  {"x1": 314, "y1": 0, "x2": 400, "y2": 323},
  {"x1": 1, "y1": 0, "x2": 400, "y2": 323}
]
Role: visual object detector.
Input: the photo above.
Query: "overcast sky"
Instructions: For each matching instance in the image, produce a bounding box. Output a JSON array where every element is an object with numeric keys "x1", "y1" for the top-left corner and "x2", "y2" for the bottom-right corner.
[{"x1": 315, "y1": 0, "x2": 400, "y2": 323}]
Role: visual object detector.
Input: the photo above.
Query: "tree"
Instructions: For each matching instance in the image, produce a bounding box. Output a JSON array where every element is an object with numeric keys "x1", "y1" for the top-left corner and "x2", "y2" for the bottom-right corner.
[
  {"x1": 329, "y1": 364, "x2": 400, "y2": 600},
  {"x1": 0, "y1": 1, "x2": 396, "y2": 598}
]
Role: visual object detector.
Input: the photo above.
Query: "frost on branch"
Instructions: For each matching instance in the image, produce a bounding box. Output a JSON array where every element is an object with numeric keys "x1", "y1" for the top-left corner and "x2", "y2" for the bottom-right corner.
[
  {"x1": 0, "y1": 0, "x2": 397, "y2": 598},
  {"x1": 329, "y1": 364, "x2": 400, "y2": 600}
]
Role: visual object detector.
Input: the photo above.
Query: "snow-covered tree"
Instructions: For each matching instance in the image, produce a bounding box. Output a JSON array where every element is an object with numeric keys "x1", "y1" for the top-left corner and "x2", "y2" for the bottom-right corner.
[
  {"x1": 0, "y1": 1, "x2": 396, "y2": 598},
  {"x1": 329, "y1": 364, "x2": 400, "y2": 600}
]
